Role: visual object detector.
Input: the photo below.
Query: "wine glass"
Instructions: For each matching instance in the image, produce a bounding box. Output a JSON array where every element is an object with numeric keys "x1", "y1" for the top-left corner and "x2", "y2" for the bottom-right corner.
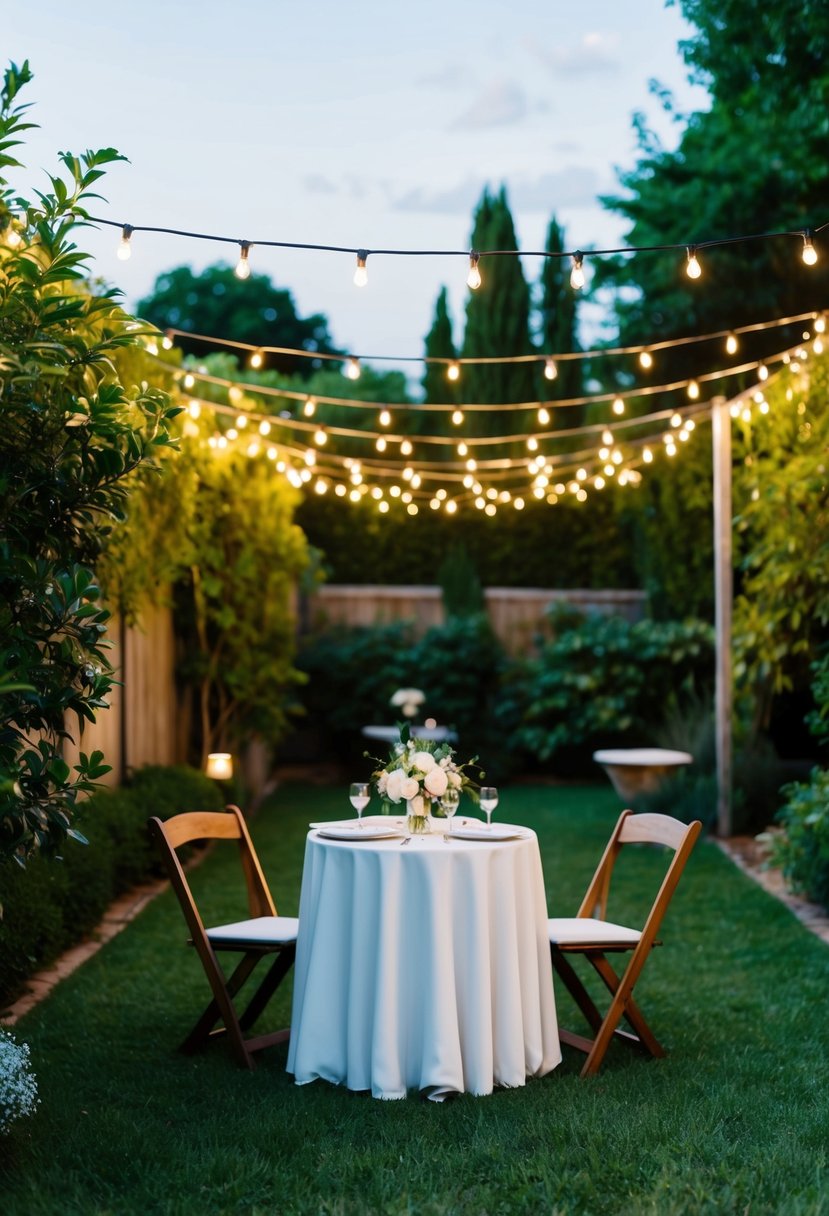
[
  {"x1": 441, "y1": 786, "x2": 460, "y2": 835},
  {"x1": 349, "y1": 782, "x2": 370, "y2": 827},
  {"x1": 479, "y1": 786, "x2": 498, "y2": 830}
]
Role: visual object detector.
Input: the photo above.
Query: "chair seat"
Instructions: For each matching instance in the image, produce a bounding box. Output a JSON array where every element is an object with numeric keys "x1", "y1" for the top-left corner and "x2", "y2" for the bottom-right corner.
[
  {"x1": 206, "y1": 916, "x2": 299, "y2": 946},
  {"x1": 548, "y1": 917, "x2": 641, "y2": 948}
]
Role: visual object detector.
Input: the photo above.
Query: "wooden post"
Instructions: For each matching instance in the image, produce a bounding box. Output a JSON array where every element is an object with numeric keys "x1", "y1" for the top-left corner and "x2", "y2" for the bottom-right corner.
[{"x1": 712, "y1": 396, "x2": 733, "y2": 836}]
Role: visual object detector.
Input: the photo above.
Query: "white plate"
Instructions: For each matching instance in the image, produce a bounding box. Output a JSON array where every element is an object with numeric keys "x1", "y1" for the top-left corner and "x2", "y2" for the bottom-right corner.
[
  {"x1": 449, "y1": 825, "x2": 526, "y2": 842},
  {"x1": 315, "y1": 825, "x2": 402, "y2": 841}
]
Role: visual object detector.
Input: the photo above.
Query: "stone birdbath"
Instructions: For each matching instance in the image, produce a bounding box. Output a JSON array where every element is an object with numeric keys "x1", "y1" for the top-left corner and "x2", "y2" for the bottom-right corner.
[{"x1": 592, "y1": 747, "x2": 693, "y2": 803}]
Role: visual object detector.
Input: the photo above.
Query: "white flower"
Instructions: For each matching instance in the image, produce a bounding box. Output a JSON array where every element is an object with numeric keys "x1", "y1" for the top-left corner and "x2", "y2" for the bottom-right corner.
[
  {"x1": 0, "y1": 1031, "x2": 39, "y2": 1134},
  {"x1": 413, "y1": 750, "x2": 436, "y2": 773},
  {"x1": 424, "y1": 766, "x2": 448, "y2": 797},
  {"x1": 390, "y1": 688, "x2": 425, "y2": 709},
  {"x1": 386, "y1": 769, "x2": 406, "y2": 802},
  {"x1": 400, "y1": 776, "x2": 420, "y2": 800},
  {"x1": 407, "y1": 793, "x2": 425, "y2": 816},
  {"x1": 448, "y1": 770, "x2": 462, "y2": 788},
  {"x1": 376, "y1": 770, "x2": 389, "y2": 794}
]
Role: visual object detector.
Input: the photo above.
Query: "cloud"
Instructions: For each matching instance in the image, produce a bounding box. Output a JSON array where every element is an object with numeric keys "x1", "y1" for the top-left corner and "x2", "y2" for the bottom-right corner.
[
  {"x1": 415, "y1": 62, "x2": 471, "y2": 91},
  {"x1": 527, "y1": 31, "x2": 620, "y2": 77},
  {"x1": 303, "y1": 173, "x2": 338, "y2": 195},
  {"x1": 449, "y1": 79, "x2": 528, "y2": 130},
  {"x1": 392, "y1": 167, "x2": 601, "y2": 216}
]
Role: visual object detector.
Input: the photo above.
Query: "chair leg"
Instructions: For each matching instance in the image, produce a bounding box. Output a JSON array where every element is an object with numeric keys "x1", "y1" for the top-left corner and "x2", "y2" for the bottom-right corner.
[
  {"x1": 589, "y1": 953, "x2": 665, "y2": 1059},
  {"x1": 238, "y1": 945, "x2": 296, "y2": 1031},
  {"x1": 550, "y1": 946, "x2": 605, "y2": 1034},
  {"x1": 180, "y1": 951, "x2": 260, "y2": 1067}
]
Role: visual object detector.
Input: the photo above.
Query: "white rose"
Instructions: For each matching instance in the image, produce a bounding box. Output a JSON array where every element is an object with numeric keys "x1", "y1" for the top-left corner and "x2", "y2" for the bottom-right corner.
[
  {"x1": 413, "y1": 750, "x2": 436, "y2": 773},
  {"x1": 386, "y1": 769, "x2": 405, "y2": 802},
  {"x1": 400, "y1": 776, "x2": 420, "y2": 800},
  {"x1": 448, "y1": 770, "x2": 462, "y2": 789},
  {"x1": 424, "y1": 766, "x2": 448, "y2": 797},
  {"x1": 377, "y1": 770, "x2": 389, "y2": 794}
]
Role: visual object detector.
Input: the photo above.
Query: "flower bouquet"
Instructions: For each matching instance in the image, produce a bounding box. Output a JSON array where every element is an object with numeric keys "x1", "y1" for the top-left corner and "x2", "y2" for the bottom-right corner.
[
  {"x1": 370, "y1": 722, "x2": 480, "y2": 833},
  {"x1": 389, "y1": 687, "x2": 425, "y2": 719}
]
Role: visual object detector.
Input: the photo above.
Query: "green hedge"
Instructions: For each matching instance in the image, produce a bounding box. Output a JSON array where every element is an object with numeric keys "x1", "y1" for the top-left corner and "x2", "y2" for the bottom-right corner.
[
  {"x1": 0, "y1": 765, "x2": 223, "y2": 1010},
  {"x1": 770, "y1": 767, "x2": 829, "y2": 911}
]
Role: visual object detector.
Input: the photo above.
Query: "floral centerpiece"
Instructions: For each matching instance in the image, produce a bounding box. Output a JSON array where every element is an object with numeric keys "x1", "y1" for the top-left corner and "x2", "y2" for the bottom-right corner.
[
  {"x1": 389, "y1": 687, "x2": 425, "y2": 719},
  {"x1": 371, "y1": 722, "x2": 480, "y2": 833}
]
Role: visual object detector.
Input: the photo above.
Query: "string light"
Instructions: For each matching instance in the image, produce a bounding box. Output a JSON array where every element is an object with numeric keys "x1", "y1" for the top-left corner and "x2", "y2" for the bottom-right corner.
[
  {"x1": 249, "y1": 349, "x2": 264, "y2": 369},
  {"x1": 447, "y1": 362, "x2": 460, "y2": 382},
  {"x1": 639, "y1": 350, "x2": 653, "y2": 370},
  {"x1": 235, "y1": 241, "x2": 252, "y2": 280},
  {"x1": 687, "y1": 379, "x2": 700, "y2": 399},
  {"x1": 544, "y1": 358, "x2": 558, "y2": 381},
  {"x1": 117, "y1": 224, "x2": 133, "y2": 261},
  {"x1": 379, "y1": 409, "x2": 391, "y2": 426},
  {"x1": 451, "y1": 409, "x2": 465, "y2": 426},
  {"x1": 314, "y1": 428, "x2": 327, "y2": 446},
  {"x1": 344, "y1": 357, "x2": 361, "y2": 380},
  {"x1": 725, "y1": 332, "x2": 738, "y2": 355},
  {"x1": 538, "y1": 407, "x2": 550, "y2": 426},
  {"x1": 570, "y1": 251, "x2": 585, "y2": 290},
  {"x1": 303, "y1": 398, "x2": 316, "y2": 417},
  {"x1": 467, "y1": 251, "x2": 482, "y2": 290},
  {"x1": 685, "y1": 246, "x2": 702, "y2": 279},
  {"x1": 815, "y1": 314, "x2": 827, "y2": 334},
  {"x1": 353, "y1": 250, "x2": 368, "y2": 287},
  {"x1": 758, "y1": 363, "x2": 769, "y2": 381},
  {"x1": 612, "y1": 396, "x2": 625, "y2": 415},
  {"x1": 802, "y1": 231, "x2": 818, "y2": 266}
]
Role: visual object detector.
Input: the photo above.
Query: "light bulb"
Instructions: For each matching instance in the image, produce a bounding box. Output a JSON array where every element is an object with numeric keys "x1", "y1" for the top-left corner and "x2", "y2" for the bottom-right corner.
[
  {"x1": 235, "y1": 242, "x2": 251, "y2": 279},
  {"x1": 570, "y1": 251, "x2": 585, "y2": 290},
  {"x1": 538, "y1": 407, "x2": 550, "y2": 426},
  {"x1": 527, "y1": 436, "x2": 538, "y2": 452},
  {"x1": 353, "y1": 250, "x2": 368, "y2": 287},
  {"x1": 249, "y1": 349, "x2": 264, "y2": 369},
  {"x1": 344, "y1": 357, "x2": 361, "y2": 380},
  {"x1": 400, "y1": 439, "x2": 413, "y2": 456},
  {"x1": 602, "y1": 429, "x2": 613, "y2": 446},
  {"x1": 758, "y1": 363, "x2": 769, "y2": 382},
  {"x1": 259, "y1": 420, "x2": 271, "y2": 436},
  {"x1": 725, "y1": 332, "x2": 738, "y2": 355},
  {"x1": 314, "y1": 428, "x2": 327, "y2": 445},
  {"x1": 451, "y1": 409, "x2": 464, "y2": 426},
  {"x1": 685, "y1": 246, "x2": 702, "y2": 279},
  {"x1": 802, "y1": 232, "x2": 818, "y2": 266},
  {"x1": 639, "y1": 350, "x2": 653, "y2": 370},
  {"x1": 376, "y1": 437, "x2": 387, "y2": 452},
  {"x1": 379, "y1": 409, "x2": 391, "y2": 427},
  {"x1": 643, "y1": 447, "x2": 653, "y2": 463},
  {"x1": 815, "y1": 314, "x2": 827, "y2": 334},
  {"x1": 117, "y1": 224, "x2": 133, "y2": 261},
  {"x1": 457, "y1": 442, "x2": 468, "y2": 457},
  {"x1": 467, "y1": 252, "x2": 482, "y2": 290},
  {"x1": 687, "y1": 379, "x2": 700, "y2": 399},
  {"x1": 447, "y1": 362, "x2": 460, "y2": 382},
  {"x1": 544, "y1": 358, "x2": 558, "y2": 381},
  {"x1": 303, "y1": 398, "x2": 316, "y2": 417},
  {"x1": 612, "y1": 396, "x2": 625, "y2": 415},
  {"x1": 183, "y1": 373, "x2": 195, "y2": 389}
]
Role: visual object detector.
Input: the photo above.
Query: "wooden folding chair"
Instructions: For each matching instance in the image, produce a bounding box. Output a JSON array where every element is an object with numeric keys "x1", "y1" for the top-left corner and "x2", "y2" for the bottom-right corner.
[
  {"x1": 548, "y1": 809, "x2": 701, "y2": 1077},
  {"x1": 148, "y1": 805, "x2": 298, "y2": 1070}
]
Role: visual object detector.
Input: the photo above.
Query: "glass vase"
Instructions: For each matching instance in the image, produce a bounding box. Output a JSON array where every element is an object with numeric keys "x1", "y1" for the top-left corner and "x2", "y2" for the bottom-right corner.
[{"x1": 406, "y1": 798, "x2": 432, "y2": 835}]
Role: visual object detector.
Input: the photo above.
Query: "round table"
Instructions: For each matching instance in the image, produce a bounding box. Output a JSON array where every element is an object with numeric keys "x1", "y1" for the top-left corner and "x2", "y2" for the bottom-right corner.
[
  {"x1": 287, "y1": 818, "x2": 560, "y2": 1100},
  {"x1": 593, "y1": 747, "x2": 693, "y2": 802},
  {"x1": 361, "y1": 724, "x2": 458, "y2": 745}
]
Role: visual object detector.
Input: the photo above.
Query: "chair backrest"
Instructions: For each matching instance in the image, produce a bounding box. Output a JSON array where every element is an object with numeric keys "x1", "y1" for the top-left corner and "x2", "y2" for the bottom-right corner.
[
  {"x1": 148, "y1": 805, "x2": 276, "y2": 947},
  {"x1": 578, "y1": 810, "x2": 701, "y2": 948}
]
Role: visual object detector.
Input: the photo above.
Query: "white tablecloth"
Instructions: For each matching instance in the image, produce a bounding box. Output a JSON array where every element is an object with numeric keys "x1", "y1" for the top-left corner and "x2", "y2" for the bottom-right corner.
[{"x1": 287, "y1": 819, "x2": 560, "y2": 1099}]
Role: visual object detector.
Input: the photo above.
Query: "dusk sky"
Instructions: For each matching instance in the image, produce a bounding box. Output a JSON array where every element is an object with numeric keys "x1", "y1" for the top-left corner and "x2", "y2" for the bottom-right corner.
[{"x1": 5, "y1": 1, "x2": 708, "y2": 368}]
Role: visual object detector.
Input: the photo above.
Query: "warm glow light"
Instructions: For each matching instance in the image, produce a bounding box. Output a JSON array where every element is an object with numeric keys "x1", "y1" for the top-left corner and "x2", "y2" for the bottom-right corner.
[
  {"x1": 249, "y1": 349, "x2": 264, "y2": 369},
  {"x1": 527, "y1": 436, "x2": 538, "y2": 451},
  {"x1": 570, "y1": 251, "x2": 585, "y2": 290},
  {"x1": 303, "y1": 397, "x2": 316, "y2": 417},
  {"x1": 538, "y1": 407, "x2": 550, "y2": 426},
  {"x1": 544, "y1": 358, "x2": 558, "y2": 381},
  {"x1": 344, "y1": 357, "x2": 361, "y2": 380},
  {"x1": 612, "y1": 396, "x2": 625, "y2": 415},
  {"x1": 725, "y1": 332, "x2": 738, "y2": 355},
  {"x1": 758, "y1": 363, "x2": 769, "y2": 381},
  {"x1": 447, "y1": 362, "x2": 460, "y2": 382},
  {"x1": 376, "y1": 437, "x2": 387, "y2": 452},
  {"x1": 379, "y1": 409, "x2": 391, "y2": 427},
  {"x1": 639, "y1": 350, "x2": 653, "y2": 370},
  {"x1": 802, "y1": 232, "x2": 818, "y2": 266},
  {"x1": 188, "y1": 400, "x2": 201, "y2": 419},
  {"x1": 117, "y1": 224, "x2": 133, "y2": 261},
  {"x1": 205, "y1": 752, "x2": 233, "y2": 780},
  {"x1": 452, "y1": 409, "x2": 465, "y2": 426},
  {"x1": 400, "y1": 439, "x2": 413, "y2": 456},
  {"x1": 353, "y1": 251, "x2": 368, "y2": 287},
  {"x1": 815, "y1": 314, "x2": 827, "y2": 334},
  {"x1": 259, "y1": 420, "x2": 271, "y2": 436},
  {"x1": 457, "y1": 442, "x2": 468, "y2": 457},
  {"x1": 685, "y1": 246, "x2": 702, "y2": 279},
  {"x1": 183, "y1": 373, "x2": 195, "y2": 389},
  {"x1": 643, "y1": 447, "x2": 653, "y2": 463},
  {"x1": 314, "y1": 428, "x2": 327, "y2": 445},
  {"x1": 687, "y1": 379, "x2": 700, "y2": 399},
  {"x1": 467, "y1": 252, "x2": 482, "y2": 290},
  {"x1": 602, "y1": 429, "x2": 613, "y2": 445},
  {"x1": 235, "y1": 241, "x2": 251, "y2": 279}
]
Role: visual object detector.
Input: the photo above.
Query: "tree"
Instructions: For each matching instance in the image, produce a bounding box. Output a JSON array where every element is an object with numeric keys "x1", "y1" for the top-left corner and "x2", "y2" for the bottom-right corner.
[
  {"x1": 461, "y1": 186, "x2": 536, "y2": 435},
  {"x1": 537, "y1": 216, "x2": 582, "y2": 417},
  {"x1": 421, "y1": 286, "x2": 458, "y2": 405},
  {"x1": 137, "y1": 263, "x2": 339, "y2": 377},
  {"x1": 596, "y1": 1, "x2": 829, "y2": 383},
  {"x1": 0, "y1": 63, "x2": 178, "y2": 864}
]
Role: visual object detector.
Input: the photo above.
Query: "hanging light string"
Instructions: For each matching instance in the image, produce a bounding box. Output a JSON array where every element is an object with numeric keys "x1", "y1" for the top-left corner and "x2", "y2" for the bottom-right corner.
[
  {"x1": 89, "y1": 212, "x2": 828, "y2": 287},
  {"x1": 154, "y1": 337, "x2": 806, "y2": 425},
  {"x1": 160, "y1": 308, "x2": 822, "y2": 374}
]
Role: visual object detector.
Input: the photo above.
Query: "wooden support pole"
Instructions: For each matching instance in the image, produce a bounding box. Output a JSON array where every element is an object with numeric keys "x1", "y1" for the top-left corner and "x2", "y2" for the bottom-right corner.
[{"x1": 712, "y1": 397, "x2": 733, "y2": 837}]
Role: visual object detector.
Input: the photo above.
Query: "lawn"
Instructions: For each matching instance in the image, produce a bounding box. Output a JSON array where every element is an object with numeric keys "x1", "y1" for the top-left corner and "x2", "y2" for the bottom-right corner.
[{"x1": 2, "y1": 782, "x2": 828, "y2": 1215}]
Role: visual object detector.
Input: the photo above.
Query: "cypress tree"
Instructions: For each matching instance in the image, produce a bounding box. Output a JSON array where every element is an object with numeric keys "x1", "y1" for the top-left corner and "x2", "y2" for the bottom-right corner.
[
  {"x1": 538, "y1": 216, "x2": 582, "y2": 422},
  {"x1": 421, "y1": 286, "x2": 458, "y2": 405}
]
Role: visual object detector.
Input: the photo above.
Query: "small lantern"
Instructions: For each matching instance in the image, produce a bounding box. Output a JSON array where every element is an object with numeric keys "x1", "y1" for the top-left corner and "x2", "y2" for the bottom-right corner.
[{"x1": 205, "y1": 752, "x2": 233, "y2": 780}]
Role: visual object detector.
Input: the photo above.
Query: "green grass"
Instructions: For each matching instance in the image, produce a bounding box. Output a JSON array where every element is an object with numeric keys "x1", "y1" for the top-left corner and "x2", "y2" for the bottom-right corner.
[{"x1": 2, "y1": 782, "x2": 829, "y2": 1215}]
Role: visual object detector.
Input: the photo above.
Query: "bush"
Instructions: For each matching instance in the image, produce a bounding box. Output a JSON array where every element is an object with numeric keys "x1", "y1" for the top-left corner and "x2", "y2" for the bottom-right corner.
[
  {"x1": 506, "y1": 612, "x2": 715, "y2": 774},
  {"x1": 770, "y1": 767, "x2": 829, "y2": 911},
  {"x1": 0, "y1": 764, "x2": 221, "y2": 1009}
]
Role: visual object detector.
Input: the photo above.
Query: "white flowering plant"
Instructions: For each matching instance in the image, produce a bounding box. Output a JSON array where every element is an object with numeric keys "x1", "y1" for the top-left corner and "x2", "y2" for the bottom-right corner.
[
  {"x1": 0, "y1": 1030, "x2": 39, "y2": 1136},
  {"x1": 371, "y1": 722, "x2": 481, "y2": 818},
  {"x1": 389, "y1": 688, "x2": 426, "y2": 719}
]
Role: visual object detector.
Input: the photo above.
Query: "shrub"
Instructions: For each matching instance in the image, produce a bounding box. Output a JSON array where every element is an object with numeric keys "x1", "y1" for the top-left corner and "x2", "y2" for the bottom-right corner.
[
  {"x1": 0, "y1": 764, "x2": 221, "y2": 1009},
  {"x1": 770, "y1": 768, "x2": 829, "y2": 911},
  {"x1": 506, "y1": 612, "x2": 715, "y2": 773},
  {"x1": 0, "y1": 1030, "x2": 39, "y2": 1135}
]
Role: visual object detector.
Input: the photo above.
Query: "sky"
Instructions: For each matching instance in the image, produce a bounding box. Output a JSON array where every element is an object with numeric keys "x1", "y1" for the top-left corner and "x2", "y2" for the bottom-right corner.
[{"x1": 4, "y1": 0, "x2": 709, "y2": 369}]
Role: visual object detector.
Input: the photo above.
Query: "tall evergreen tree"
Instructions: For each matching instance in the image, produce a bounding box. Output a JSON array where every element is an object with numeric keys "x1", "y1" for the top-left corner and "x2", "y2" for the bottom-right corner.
[
  {"x1": 461, "y1": 186, "x2": 536, "y2": 436},
  {"x1": 421, "y1": 286, "x2": 458, "y2": 405},
  {"x1": 537, "y1": 216, "x2": 582, "y2": 422}
]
